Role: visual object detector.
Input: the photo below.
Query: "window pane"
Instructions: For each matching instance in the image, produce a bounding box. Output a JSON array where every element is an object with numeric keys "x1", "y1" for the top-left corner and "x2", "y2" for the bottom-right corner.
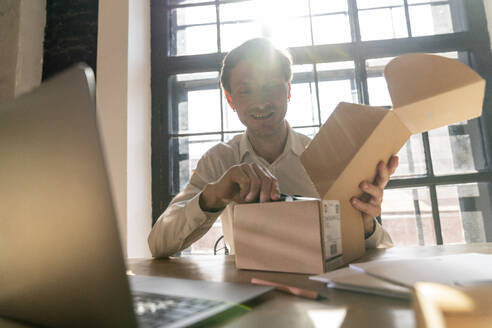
[
  {"x1": 407, "y1": 0, "x2": 451, "y2": 4},
  {"x1": 409, "y1": 3, "x2": 454, "y2": 37},
  {"x1": 357, "y1": 0, "x2": 403, "y2": 9},
  {"x1": 437, "y1": 183, "x2": 492, "y2": 244},
  {"x1": 171, "y1": 134, "x2": 222, "y2": 193},
  {"x1": 186, "y1": 89, "x2": 221, "y2": 133},
  {"x1": 177, "y1": 71, "x2": 218, "y2": 82},
  {"x1": 219, "y1": 1, "x2": 257, "y2": 22},
  {"x1": 168, "y1": 0, "x2": 212, "y2": 5},
  {"x1": 366, "y1": 57, "x2": 394, "y2": 106},
  {"x1": 317, "y1": 61, "x2": 357, "y2": 123},
  {"x1": 381, "y1": 187, "x2": 436, "y2": 246},
  {"x1": 393, "y1": 134, "x2": 427, "y2": 177},
  {"x1": 220, "y1": 22, "x2": 262, "y2": 53},
  {"x1": 367, "y1": 77, "x2": 392, "y2": 106},
  {"x1": 312, "y1": 13, "x2": 352, "y2": 45},
  {"x1": 366, "y1": 56, "x2": 394, "y2": 72},
  {"x1": 429, "y1": 119, "x2": 487, "y2": 175},
  {"x1": 224, "y1": 132, "x2": 243, "y2": 142},
  {"x1": 310, "y1": 0, "x2": 347, "y2": 14},
  {"x1": 186, "y1": 219, "x2": 224, "y2": 255},
  {"x1": 293, "y1": 126, "x2": 319, "y2": 138},
  {"x1": 174, "y1": 5, "x2": 216, "y2": 26},
  {"x1": 270, "y1": 16, "x2": 312, "y2": 48},
  {"x1": 257, "y1": 0, "x2": 310, "y2": 18},
  {"x1": 358, "y1": 7, "x2": 408, "y2": 40},
  {"x1": 169, "y1": 72, "x2": 221, "y2": 134},
  {"x1": 175, "y1": 24, "x2": 218, "y2": 55},
  {"x1": 287, "y1": 65, "x2": 318, "y2": 127},
  {"x1": 221, "y1": 0, "x2": 311, "y2": 21}
]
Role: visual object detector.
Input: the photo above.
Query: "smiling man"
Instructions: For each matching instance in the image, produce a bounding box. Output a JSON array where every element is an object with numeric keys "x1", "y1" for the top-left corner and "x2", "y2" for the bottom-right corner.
[{"x1": 148, "y1": 38, "x2": 397, "y2": 258}]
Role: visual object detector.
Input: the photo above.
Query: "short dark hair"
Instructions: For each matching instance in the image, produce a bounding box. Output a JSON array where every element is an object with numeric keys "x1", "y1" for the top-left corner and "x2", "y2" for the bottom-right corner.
[{"x1": 220, "y1": 38, "x2": 293, "y2": 94}]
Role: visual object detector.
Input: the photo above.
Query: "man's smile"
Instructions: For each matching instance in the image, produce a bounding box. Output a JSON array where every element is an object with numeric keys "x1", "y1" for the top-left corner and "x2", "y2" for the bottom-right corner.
[{"x1": 250, "y1": 111, "x2": 274, "y2": 119}]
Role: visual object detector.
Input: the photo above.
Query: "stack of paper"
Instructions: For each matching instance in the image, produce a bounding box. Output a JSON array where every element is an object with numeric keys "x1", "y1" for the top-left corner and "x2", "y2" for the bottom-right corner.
[
  {"x1": 310, "y1": 267, "x2": 411, "y2": 299},
  {"x1": 310, "y1": 253, "x2": 492, "y2": 300}
]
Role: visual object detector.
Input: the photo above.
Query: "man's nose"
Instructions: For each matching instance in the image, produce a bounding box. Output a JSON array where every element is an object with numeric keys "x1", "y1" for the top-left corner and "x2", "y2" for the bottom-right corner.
[
  {"x1": 254, "y1": 96, "x2": 272, "y2": 110},
  {"x1": 256, "y1": 88, "x2": 272, "y2": 105}
]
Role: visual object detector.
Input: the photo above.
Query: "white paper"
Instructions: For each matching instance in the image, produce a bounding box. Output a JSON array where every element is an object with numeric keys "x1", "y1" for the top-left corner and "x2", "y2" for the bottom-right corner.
[
  {"x1": 350, "y1": 253, "x2": 492, "y2": 288},
  {"x1": 310, "y1": 267, "x2": 410, "y2": 300}
]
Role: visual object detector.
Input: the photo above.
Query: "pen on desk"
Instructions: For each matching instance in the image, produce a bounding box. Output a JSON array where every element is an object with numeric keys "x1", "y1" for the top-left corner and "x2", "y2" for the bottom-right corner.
[{"x1": 251, "y1": 277, "x2": 320, "y2": 300}]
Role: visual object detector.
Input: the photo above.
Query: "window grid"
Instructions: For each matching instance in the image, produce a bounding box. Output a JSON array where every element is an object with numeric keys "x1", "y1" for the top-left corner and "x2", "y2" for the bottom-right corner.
[
  {"x1": 403, "y1": 0, "x2": 413, "y2": 37},
  {"x1": 158, "y1": 0, "x2": 492, "y2": 247},
  {"x1": 307, "y1": 0, "x2": 322, "y2": 127}
]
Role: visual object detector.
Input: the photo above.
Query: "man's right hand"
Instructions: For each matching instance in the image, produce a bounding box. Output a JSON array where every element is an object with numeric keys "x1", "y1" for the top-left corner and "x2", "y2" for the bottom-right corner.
[{"x1": 199, "y1": 163, "x2": 281, "y2": 212}]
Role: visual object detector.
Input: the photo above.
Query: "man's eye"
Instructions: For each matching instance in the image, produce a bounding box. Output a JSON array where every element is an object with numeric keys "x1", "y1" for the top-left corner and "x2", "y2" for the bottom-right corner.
[{"x1": 239, "y1": 89, "x2": 251, "y2": 95}]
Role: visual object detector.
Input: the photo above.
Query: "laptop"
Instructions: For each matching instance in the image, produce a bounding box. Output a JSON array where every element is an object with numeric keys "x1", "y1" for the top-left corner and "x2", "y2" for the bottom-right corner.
[{"x1": 0, "y1": 64, "x2": 272, "y2": 328}]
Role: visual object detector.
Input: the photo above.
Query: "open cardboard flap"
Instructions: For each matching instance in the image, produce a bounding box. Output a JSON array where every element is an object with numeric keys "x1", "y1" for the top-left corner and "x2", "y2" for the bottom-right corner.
[
  {"x1": 301, "y1": 53, "x2": 485, "y2": 267},
  {"x1": 386, "y1": 53, "x2": 485, "y2": 134}
]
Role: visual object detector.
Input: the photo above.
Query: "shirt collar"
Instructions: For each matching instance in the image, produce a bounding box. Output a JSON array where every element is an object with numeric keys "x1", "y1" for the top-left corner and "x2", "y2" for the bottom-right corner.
[
  {"x1": 239, "y1": 132, "x2": 252, "y2": 161},
  {"x1": 239, "y1": 121, "x2": 306, "y2": 161}
]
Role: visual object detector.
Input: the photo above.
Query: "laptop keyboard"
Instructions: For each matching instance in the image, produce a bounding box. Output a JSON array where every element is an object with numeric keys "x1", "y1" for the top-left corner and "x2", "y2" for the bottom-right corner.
[{"x1": 133, "y1": 291, "x2": 226, "y2": 328}]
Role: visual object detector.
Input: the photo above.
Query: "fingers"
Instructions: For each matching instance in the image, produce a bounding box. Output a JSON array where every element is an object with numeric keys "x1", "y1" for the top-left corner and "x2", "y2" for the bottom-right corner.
[
  {"x1": 229, "y1": 163, "x2": 279, "y2": 203},
  {"x1": 352, "y1": 180, "x2": 383, "y2": 224},
  {"x1": 359, "y1": 181, "x2": 383, "y2": 205},
  {"x1": 270, "y1": 176, "x2": 281, "y2": 200},
  {"x1": 374, "y1": 161, "x2": 390, "y2": 189},
  {"x1": 225, "y1": 165, "x2": 248, "y2": 201},
  {"x1": 374, "y1": 155, "x2": 399, "y2": 189},
  {"x1": 240, "y1": 164, "x2": 261, "y2": 202},
  {"x1": 252, "y1": 165, "x2": 280, "y2": 202},
  {"x1": 388, "y1": 155, "x2": 399, "y2": 175},
  {"x1": 351, "y1": 197, "x2": 381, "y2": 219},
  {"x1": 351, "y1": 156, "x2": 398, "y2": 225}
]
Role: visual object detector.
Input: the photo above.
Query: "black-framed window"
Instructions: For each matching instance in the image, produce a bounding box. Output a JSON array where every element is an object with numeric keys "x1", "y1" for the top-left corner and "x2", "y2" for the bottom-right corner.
[{"x1": 152, "y1": 0, "x2": 492, "y2": 254}]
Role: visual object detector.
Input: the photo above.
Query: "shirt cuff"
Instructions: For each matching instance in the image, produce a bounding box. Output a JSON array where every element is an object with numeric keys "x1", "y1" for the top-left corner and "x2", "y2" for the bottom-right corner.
[
  {"x1": 364, "y1": 219, "x2": 384, "y2": 249},
  {"x1": 184, "y1": 192, "x2": 223, "y2": 226}
]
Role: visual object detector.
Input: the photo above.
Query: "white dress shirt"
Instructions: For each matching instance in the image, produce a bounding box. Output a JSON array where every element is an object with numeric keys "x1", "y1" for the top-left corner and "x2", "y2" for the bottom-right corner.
[{"x1": 148, "y1": 124, "x2": 393, "y2": 258}]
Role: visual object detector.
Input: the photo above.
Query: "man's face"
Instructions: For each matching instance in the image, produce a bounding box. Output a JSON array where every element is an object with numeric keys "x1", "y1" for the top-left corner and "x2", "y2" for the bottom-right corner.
[{"x1": 226, "y1": 60, "x2": 290, "y2": 138}]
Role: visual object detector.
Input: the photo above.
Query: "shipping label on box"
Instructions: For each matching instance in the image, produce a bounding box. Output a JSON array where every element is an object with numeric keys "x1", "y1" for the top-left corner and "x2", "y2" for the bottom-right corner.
[{"x1": 322, "y1": 200, "x2": 342, "y2": 260}]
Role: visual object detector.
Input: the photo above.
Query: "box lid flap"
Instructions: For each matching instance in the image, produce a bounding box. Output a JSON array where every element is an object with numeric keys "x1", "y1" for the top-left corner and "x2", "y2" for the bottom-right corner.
[
  {"x1": 384, "y1": 54, "x2": 485, "y2": 133},
  {"x1": 300, "y1": 102, "x2": 389, "y2": 199}
]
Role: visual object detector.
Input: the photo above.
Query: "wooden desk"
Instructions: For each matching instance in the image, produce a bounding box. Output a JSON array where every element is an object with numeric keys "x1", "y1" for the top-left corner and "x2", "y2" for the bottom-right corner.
[
  {"x1": 126, "y1": 243, "x2": 492, "y2": 328},
  {"x1": 1, "y1": 243, "x2": 490, "y2": 328}
]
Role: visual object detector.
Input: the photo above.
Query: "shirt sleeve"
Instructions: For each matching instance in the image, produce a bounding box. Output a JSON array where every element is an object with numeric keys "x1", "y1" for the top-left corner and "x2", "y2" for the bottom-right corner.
[
  {"x1": 147, "y1": 152, "x2": 226, "y2": 258},
  {"x1": 364, "y1": 219, "x2": 393, "y2": 249}
]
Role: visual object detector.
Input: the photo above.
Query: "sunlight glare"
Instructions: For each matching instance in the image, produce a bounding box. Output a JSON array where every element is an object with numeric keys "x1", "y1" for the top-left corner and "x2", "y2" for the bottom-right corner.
[{"x1": 308, "y1": 308, "x2": 347, "y2": 328}]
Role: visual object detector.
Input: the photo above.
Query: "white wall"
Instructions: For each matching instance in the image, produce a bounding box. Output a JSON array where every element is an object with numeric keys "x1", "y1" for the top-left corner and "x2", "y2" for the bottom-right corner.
[
  {"x1": 485, "y1": 0, "x2": 492, "y2": 50},
  {"x1": 97, "y1": 0, "x2": 152, "y2": 258},
  {"x1": 0, "y1": 0, "x2": 45, "y2": 105},
  {"x1": 127, "y1": 0, "x2": 152, "y2": 258},
  {"x1": 16, "y1": 0, "x2": 45, "y2": 97}
]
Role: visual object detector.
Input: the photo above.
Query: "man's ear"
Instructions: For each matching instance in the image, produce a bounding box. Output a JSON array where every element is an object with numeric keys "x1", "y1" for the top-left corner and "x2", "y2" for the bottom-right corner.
[
  {"x1": 224, "y1": 90, "x2": 235, "y2": 110},
  {"x1": 287, "y1": 82, "x2": 291, "y2": 101}
]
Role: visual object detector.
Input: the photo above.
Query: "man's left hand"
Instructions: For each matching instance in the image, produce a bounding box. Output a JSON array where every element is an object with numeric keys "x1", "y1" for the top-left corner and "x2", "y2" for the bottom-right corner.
[{"x1": 350, "y1": 155, "x2": 399, "y2": 236}]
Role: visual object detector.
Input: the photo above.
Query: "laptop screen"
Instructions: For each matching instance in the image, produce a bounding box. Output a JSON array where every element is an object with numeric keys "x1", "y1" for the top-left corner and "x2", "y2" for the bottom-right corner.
[{"x1": 0, "y1": 65, "x2": 137, "y2": 328}]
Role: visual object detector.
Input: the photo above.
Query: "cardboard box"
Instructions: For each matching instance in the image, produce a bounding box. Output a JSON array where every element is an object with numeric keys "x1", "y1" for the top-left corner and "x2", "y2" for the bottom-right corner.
[
  {"x1": 413, "y1": 282, "x2": 492, "y2": 328},
  {"x1": 234, "y1": 198, "x2": 342, "y2": 274},
  {"x1": 233, "y1": 53, "x2": 485, "y2": 274}
]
